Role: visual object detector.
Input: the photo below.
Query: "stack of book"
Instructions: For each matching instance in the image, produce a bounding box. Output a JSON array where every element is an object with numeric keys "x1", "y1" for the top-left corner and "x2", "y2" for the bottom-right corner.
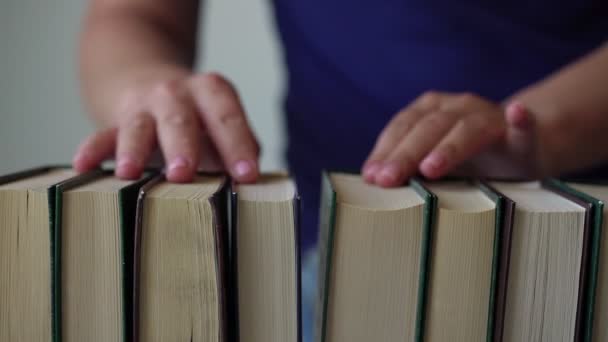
[{"x1": 1, "y1": 167, "x2": 606, "y2": 342}]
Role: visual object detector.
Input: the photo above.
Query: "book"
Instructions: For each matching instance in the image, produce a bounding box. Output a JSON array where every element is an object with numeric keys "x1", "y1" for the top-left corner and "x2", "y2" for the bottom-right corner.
[
  {"x1": 55, "y1": 170, "x2": 153, "y2": 342},
  {"x1": 133, "y1": 174, "x2": 229, "y2": 342},
  {"x1": 315, "y1": 172, "x2": 434, "y2": 342},
  {"x1": 231, "y1": 173, "x2": 301, "y2": 342},
  {"x1": 491, "y1": 181, "x2": 589, "y2": 342},
  {"x1": 0, "y1": 167, "x2": 78, "y2": 342},
  {"x1": 423, "y1": 181, "x2": 502, "y2": 342},
  {"x1": 546, "y1": 179, "x2": 606, "y2": 342}
]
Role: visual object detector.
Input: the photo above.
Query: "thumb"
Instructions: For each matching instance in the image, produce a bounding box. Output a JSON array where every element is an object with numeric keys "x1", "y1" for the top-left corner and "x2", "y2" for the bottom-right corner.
[
  {"x1": 505, "y1": 101, "x2": 533, "y2": 131},
  {"x1": 504, "y1": 101, "x2": 537, "y2": 172}
]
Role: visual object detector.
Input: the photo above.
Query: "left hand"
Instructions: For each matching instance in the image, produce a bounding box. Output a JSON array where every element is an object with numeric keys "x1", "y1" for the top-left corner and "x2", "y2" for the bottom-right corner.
[{"x1": 362, "y1": 91, "x2": 535, "y2": 187}]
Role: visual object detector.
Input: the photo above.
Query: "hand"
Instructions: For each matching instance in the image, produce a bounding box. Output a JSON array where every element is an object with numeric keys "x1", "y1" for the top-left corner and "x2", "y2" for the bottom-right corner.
[
  {"x1": 362, "y1": 91, "x2": 536, "y2": 187},
  {"x1": 73, "y1": 72, "x2": 260, "y2": 183}
]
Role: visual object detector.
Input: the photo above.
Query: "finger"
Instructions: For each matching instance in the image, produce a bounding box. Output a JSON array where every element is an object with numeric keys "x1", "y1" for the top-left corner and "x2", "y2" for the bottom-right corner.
[
  {"x1": 362, "y1": 91, "x2": 446, "y2": 181},
  {"x1": 504, "y1": 101, "x2": 536, "y2": 171},
  {"x1": 72, "y1": 127, "x2": 118, "y2": 172},
  {"x1": 374, "y1": 111, "x2": 459, "y2": 187},
  {"x1": 189, "y1": 73, "x2": 260, "y2": 183},
  {"x1": 419, "y1": 114, "x2": 505, "y2": 179},
  {"x1": 505, "y1": 101, "x2": 532, "y2": 130},
  {"x1": 115, "y1": 113, "x2": 156, "y2": 180},
  {"x1": 151, "y1": 81, "x2": 202, "y2": 183},
  {"x1": 362, "y1": 108, "x2": 426, "y2": 181}
]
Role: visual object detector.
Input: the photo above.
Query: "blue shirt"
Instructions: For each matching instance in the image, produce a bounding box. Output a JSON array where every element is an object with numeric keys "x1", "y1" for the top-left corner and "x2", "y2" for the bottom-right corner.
[{"x1": 272, "y1": 0, "x2": 608, "y2": 251}]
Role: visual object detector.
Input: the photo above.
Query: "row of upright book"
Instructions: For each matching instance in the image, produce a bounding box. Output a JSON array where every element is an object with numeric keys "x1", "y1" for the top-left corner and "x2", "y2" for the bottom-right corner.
[
  {"x1": 0, "y1": 166, "x2": 300, "y2": 342},
  {"x1": 317, "y1": 173, "x2": 607, "y2": 342},
  {"x1": 1, "y1": 166, "x2": 607, "y2": 341}
]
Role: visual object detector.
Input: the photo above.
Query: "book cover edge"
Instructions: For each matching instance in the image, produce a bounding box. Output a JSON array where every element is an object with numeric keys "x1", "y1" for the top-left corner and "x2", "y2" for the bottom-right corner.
[
  {"x1": 543, "y1": 178, "x2": 604, "y2": 342},
  {"x1": 410, "y1": 178, "x2": 436, "y2": 342}
]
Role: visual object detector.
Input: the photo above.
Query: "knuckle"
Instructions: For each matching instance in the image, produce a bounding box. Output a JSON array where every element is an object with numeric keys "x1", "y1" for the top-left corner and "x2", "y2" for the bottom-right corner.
[
  {"x1": 158, "y1": 110, "x2": 194, "y2": 127},
  {"x1": 421, "y1": 112, "x2": 449, "y2": 130},
  {"x1": 123, "y1": 113, "x2": 153, "y2": 131},
  {"x1": 150, "y1": 80, "x2": 184, "y2": 103},
  {"x1": 458, "y1": 92, "x2": 477, "y2": 103},
  {"x1": 419, "y1": 91, "x2": 441, "y2": 106},
  {"x1": 438, "y1": 143, "x2": 458, "y2": 159},
  {"x1": 216, "y1": 110, "x2": 245, "y2": 127},
  {"x1": 193, "y1": 72, "x2": 231, "y2": 94},
  {"x1": 376, "y1": 130, "x2": 398, "y2": 148},
  {"x1": 118, "y1": 88, "x2": 145, "y2": 113},
  {"x1": 390, "y1": 115, "x2": 414, "y2": 134}
]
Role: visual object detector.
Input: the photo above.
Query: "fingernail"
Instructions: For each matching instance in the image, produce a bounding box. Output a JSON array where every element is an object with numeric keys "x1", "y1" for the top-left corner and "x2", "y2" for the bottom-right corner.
[
  {"x1": 116, "y1": 155, "x2": 140, "y2": 178},
  {"x1": 420, "y1": 153, "x2": 447, "y2": 179},
  {"x1": 376, "y1": 163, "x2": 400, "y2": 185},
  {"x1": 363, "y1": 162, "x2": 381, "y2": 181},
  {"x1": 508, "y1": 101, "x2": 522, "y2": 112},
  {"x1": 233, "y1": 160, "x2": 256, "y2": 179},
  {"x1": 422, "y1": 153, "x2": 447, "y2": 171},
  {"x1": 168, "y1": 156, "x2": 191, "y2": 172}
]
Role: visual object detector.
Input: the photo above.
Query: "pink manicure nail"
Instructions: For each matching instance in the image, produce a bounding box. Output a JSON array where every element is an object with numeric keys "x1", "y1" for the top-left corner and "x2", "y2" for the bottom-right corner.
[
  {"x1": 377, "y1": 164, "x2": 400, "y2": 185},
  {"x1": 168, "y1": 156, "x2": 190, "y2": 172},
  {"x1": 423, "y1": 153, "x2": 446, "y2": 170},
  {"x1": 363, "y1": 162, "x2": 381, "y2": 180},
  {"x1": 233, "y1": 160, "x2": 254, "y2": 178}
]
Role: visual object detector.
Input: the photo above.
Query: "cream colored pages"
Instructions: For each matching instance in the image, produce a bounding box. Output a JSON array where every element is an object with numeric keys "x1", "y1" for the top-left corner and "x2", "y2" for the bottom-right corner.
[
  {"x1": 0, "y1": 169, "x2": 76, "y2": 342},
  {"x1": 139, "y1": 177, "x2": 222, "y2": 342},
  {"x1": 236, "y1": 174, "x2": 297, "y2": 342},
  {"x1": 492, "y1": 182, "x2": 585, "y2": 342},
  {"x1": 424, "y1": 182, "x2": 496, "y2": 342},
  {"x1": 62, "y1": 176, "x2": 135, "y2": 342},
  {"x1": 568, "y1": 183, "x2": 608, "y2": 342},
  {"x1": 325, "y1": 174, "x2": 425, "y2": 342}
]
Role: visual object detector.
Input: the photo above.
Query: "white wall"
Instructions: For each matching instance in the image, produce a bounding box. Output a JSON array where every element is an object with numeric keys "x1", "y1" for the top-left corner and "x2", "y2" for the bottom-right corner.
[{"x1": 0, "y1": 0, "x2": 285, "y2": 174}]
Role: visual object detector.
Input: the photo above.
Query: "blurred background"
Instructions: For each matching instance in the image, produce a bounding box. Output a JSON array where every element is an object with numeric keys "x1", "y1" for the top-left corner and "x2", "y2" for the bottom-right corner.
[{"x1": 0, "y1": 0, "x2": 285, "y2": 174}]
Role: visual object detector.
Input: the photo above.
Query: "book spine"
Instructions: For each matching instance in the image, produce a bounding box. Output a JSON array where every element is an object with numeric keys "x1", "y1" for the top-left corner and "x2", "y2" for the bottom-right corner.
[
  {"x1": 314, "y1": 172, "x2": 337, "y2": 342},
  {"x1": 117, "y1": 173, "x2": 157, "y2": 342},
  {"x1": 478, "y1": 182, "x2": 515, "y2": 342},
  {"x1": 210, "y1": 178, "x2": 231, "y2": 342},
  {"x1": 51, "y1": 169, "x2": 105, "y2": 342},
  {"x1": 294, "y1": 194, "x2": 303, "y2": 342},
  {"x1": 410, "y1": 179, "x2": 436, "y2": 342},
  {"x1": 132, "y1": 175, "x2": 164, "y2": 342},
  {"x1": 229, "y1": 191, "x2": 240, "y2": 342}
]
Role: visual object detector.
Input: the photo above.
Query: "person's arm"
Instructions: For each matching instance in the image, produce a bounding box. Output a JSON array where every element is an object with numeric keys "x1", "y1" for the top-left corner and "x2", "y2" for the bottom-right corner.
[
  {"x1": 75, "y1": 0, "x2": 260, "y2": 183},
  {"x1": 512, "y1": 44, "x2": 608, "y2": 176},
  {"x1": 362, "y1": 44, "x2": 608, "y2": 187}
]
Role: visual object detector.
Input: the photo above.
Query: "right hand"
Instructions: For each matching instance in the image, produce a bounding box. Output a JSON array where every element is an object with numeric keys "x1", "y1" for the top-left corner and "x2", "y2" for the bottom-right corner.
[{"x1": 73, "y1": 72, "x2": 260, "y2": 183}]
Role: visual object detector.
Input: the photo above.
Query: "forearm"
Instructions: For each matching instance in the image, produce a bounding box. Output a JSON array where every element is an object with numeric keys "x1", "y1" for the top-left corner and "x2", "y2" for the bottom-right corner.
[
  {"x1": 513, "y1": 43, "x2": 608, "y2": 176},
  {"x1": 79, "y1": 2, "x2": 199, "y2": 126}
]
